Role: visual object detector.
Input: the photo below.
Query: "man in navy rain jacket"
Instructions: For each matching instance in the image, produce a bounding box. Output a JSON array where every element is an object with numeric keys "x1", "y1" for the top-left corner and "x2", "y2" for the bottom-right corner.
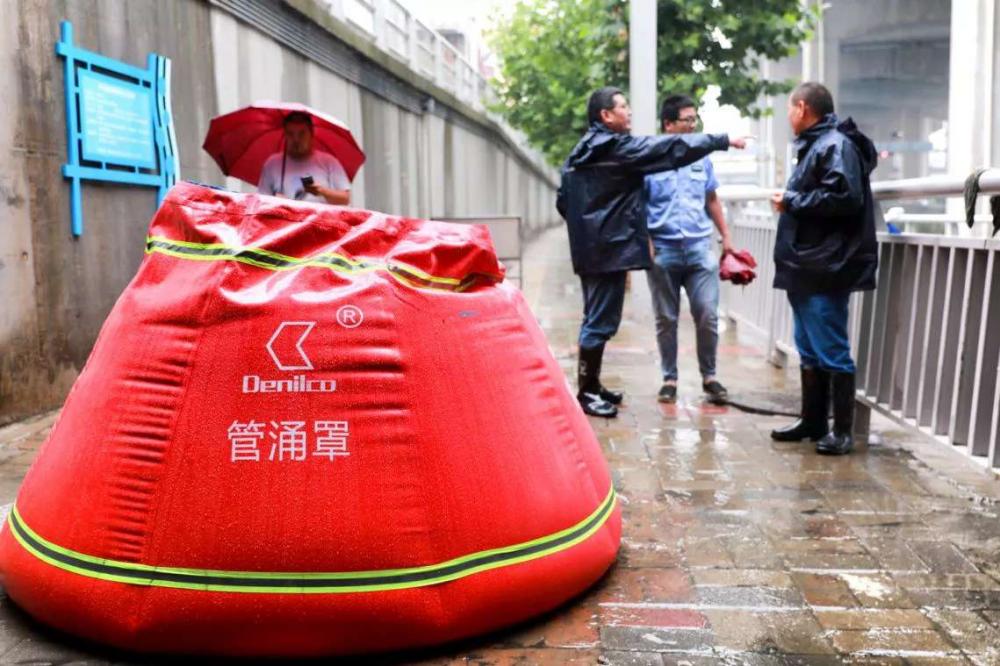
[
  {"x1": 769, "y1": 82, "x2": 878, "y2": 455},
  {"x1": 557, "y1": 87, "x2": 744, "y2": 418}
]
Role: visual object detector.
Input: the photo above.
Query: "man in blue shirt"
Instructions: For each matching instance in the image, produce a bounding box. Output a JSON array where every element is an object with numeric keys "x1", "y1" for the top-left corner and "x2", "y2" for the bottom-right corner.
[{"x1": 645, "y1": 95, "x2": 735, "y2": 404}]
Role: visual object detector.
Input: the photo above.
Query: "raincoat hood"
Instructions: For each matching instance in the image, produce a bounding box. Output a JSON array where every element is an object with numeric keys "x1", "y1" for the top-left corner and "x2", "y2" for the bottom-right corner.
[
  {"x1": 835, "y1": 116, "x2": 878, "y2": 175},
  {"x1": 795, "y1": 114, "x2": 877, "y2": 175}
]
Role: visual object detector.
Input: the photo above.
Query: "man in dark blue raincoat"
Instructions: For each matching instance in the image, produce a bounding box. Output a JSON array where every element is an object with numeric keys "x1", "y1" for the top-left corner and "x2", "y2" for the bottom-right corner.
[
  {"x1": 557, "y1": 87, "x2": 744, "y2": 418},
  {"x1": 769, "y1": 82, "x2": 878, "y2": 455}
]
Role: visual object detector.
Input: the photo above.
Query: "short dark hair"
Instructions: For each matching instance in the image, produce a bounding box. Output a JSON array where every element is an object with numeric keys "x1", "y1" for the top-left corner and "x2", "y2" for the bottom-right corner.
[
  {"x1": 283, "y1": 111, "x2": 314, "y2": 129},
  {"x1": 587, "y1": 87, "x2": 624, "y2": 125},
  {"x1": 791, "y1": 82, "x2": 834, "y2": 117},
  {"x1": 660, "y1": 94, "x2": 696, "y2": 124}
]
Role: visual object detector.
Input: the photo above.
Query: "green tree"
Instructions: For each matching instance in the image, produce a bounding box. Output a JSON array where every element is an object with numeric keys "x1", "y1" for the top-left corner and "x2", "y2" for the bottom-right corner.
[{"x1": 488, "y1": 0, "x2": 816, "y2": 165}]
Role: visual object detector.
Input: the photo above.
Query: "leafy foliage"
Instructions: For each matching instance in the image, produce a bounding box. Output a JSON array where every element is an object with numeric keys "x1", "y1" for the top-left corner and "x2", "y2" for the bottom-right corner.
[{"x1": 488, "y1": 0, "x2": 816, "y2": 164}]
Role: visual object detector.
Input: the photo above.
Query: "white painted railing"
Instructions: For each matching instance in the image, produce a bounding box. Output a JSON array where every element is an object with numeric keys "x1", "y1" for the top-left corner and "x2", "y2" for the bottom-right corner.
[
  {"x1": 319, "y1": 0, "x2": 551, "y2": 182},
  {"x1": 720, "y1": 169, "x2": 1000, "y2": 471},
  {"x1": 325, "y1": 0, "x2": 494, "y2": 111}
]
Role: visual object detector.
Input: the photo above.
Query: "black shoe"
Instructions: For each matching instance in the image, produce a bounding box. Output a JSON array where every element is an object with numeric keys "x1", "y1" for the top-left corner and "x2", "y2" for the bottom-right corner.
[
  {"x1": 772, "y1": 418, "x2": 829, "y2": 442},
  {"x1": 771, "y1": 367, "x2": 830, "y2": 441},
  {"x1": 816, "y1": 432, "x2": 853, "y2": 455},
  {"x1": 657, "y1": 382, "x2": 677, "y2": 403},
  {"x1": 702, "y1": 379, "x2": 728, "y2": 404},
  {"x1": 599, "y1": 385, "x2": 624, "y2": 405},
  {"x1": 816, "y1": 372, "x2": 855, "y2": 455},
  {"x1": 578, "y1": 391, "x2": 618, "y2": 417}
]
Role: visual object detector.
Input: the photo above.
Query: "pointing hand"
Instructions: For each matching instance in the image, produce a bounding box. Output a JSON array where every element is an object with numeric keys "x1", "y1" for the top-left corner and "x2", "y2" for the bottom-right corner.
[{"x1": 729, "y1": 136, "x2": 754, "y2": 150}]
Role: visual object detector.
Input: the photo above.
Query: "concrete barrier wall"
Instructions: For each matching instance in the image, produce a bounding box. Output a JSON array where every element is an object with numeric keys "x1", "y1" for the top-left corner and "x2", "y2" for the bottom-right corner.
[{"x1": 0, "y1": 0, "x2": 559, "y2": 425}]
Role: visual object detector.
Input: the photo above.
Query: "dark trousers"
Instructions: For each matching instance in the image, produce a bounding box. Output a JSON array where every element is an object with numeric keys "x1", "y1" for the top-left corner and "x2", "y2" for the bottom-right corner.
[{"x1": 579, "y1": 271, "x2": 627, "y2": 348}]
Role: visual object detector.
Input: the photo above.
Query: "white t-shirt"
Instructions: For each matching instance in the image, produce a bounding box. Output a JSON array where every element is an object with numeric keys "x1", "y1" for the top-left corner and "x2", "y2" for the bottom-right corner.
[{"x1": 257, "y1": 151, "x2": 350, "y2": 203}]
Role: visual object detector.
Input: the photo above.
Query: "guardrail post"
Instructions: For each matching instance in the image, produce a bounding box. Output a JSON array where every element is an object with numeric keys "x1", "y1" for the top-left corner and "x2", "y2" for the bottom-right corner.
[
  {"x1": 767, "y1": 293, "x2": 786, "y2": 367},
  {"x1": 372, "y1": 0, "x2": 387, "y2": 48},
  {"x1": 405, "y1": 11, "x2": 417, "y2": 67},
  {"x1": 854, "y1": 398, "x2": 871, "y2": 440},
  {"x1": 327, "y1": 0, "x2": 346, "y2": 21},
  {"x1": 433, "y1": 36, "x2": 444, "y2": 89}
]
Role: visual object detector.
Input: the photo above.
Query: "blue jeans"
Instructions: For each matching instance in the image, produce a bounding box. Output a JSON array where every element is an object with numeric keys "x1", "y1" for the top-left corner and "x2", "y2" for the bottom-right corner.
[
  {"x1": 579, "y1": 271, "x2": 627, "y2": 348},
  {"x1": 788, "y1": 291, "x2": 855, "y2": 373},
  {"x1": 645, "y1": 237, "x2": 719, "y2": 381}
]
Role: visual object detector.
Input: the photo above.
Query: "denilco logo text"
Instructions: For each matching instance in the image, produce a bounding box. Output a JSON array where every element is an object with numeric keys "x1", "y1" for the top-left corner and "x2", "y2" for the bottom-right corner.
[
  {"x1": 242, "y1": 374, "x2": 336, "y2": 394},
  {"x1": 241, "y1": 321, "x2": 337, "y2": 394}
]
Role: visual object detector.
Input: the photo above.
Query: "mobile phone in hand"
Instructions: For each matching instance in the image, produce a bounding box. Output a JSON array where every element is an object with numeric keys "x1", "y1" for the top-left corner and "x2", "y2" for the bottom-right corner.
[{"x1": 301, "y1": 175, "x2": 314, "y2": 188}]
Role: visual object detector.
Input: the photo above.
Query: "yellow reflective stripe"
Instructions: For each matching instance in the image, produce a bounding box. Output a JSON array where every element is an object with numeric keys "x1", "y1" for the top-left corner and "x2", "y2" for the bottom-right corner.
[
  {"x1": 7, "y1": 486, "x2": 616, "y2": 594},
  {"x1": 149, "y1": 236, "x2": 371, "y2": 268},
  {"x1": 144, "y1": 236, "x2": 498, "y2": 291}
]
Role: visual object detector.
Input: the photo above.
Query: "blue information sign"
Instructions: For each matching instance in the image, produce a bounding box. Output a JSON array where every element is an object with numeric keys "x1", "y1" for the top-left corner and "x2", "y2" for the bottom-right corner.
[
  {"x1": 57, "y1": 21, "x2": 179, "y2": 236},
  {"x1": 78, "y1": 69, "x2": 156, "y2": 168}
]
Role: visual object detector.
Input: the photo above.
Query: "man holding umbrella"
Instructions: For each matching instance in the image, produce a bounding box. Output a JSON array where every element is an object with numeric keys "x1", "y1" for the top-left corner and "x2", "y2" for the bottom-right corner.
[
  {"x1": 258, "y1": 111, "x2": 351, "y2": 205},
  {"x1": 203, "y1": 101, "x2": 365, "y2": 205}
]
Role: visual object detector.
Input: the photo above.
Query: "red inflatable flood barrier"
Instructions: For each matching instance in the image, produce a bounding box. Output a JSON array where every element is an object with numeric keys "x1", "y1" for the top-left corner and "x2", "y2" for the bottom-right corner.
[{"x1": 0, "y1": 182, "x2": 620, "y2": 656}]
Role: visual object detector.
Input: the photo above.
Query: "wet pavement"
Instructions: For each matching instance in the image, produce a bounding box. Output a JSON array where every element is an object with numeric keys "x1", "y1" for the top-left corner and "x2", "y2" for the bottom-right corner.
[{"x1": 1, "y1": 225, "x2": 1000, "y2": 664}]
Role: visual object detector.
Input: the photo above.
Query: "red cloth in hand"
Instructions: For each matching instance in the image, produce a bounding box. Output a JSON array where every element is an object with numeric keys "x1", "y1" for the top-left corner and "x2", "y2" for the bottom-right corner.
[{"x1": 720, "y1": 249, "x2": 757, "y2": 286}]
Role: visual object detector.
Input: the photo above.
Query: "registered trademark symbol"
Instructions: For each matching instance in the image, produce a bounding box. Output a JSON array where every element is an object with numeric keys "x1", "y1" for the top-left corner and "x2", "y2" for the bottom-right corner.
[{"x1": 336, "y1": 305, "x2": 364, "y2": 329}]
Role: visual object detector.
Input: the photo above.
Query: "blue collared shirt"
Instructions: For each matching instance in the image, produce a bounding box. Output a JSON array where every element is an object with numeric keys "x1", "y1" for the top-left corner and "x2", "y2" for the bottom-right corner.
[{"x1": 644, "y1": 156, "x2": 719, "y2": 245}]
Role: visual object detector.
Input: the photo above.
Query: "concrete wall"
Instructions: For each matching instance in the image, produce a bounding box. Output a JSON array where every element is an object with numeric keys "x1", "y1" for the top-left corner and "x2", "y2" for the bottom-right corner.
[
  {"x1": 753, "y1": 0, "x2": 957, "y2": 187},
  {"x1": 948, "y1": 0, "x2": 996, "y2": 178},
  {"x1": 758, "y1": 0, "x2": 1000, "y2": 186},
  {"x1": 0, "y1": 0, "x2": 221, "y2": 426},
  {"x1": 994, "y1": 3, "x2": 1000, "y2": 168},
  {"x1": 0, "y1": 0, "x2": 559, "y2": 425}
]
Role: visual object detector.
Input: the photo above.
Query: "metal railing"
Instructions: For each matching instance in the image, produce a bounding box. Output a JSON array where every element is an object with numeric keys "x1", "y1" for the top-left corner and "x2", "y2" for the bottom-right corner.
[
  {"x1": 324, "y1": 0, "x2": 494, "y2": 111},
  {"x1": 720, "y1": 168, "x2": 1000, "y2": 471},
  {"x1": 318, "y1": 0, "x2": 555, "y2": 185},
  {"x1": 882, "y1": 211, "x2": 996, "y2": 236}
]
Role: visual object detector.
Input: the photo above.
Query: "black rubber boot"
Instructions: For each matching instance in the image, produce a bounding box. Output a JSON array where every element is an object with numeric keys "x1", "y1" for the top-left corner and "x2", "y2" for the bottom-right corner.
[
  {"x1": 577, "y1": 344, "x2": 617, "y2": 418},
  {"x1": 771, "y1": 367, "x2": 830, "y2": 441},
  {"x1": 587, "y1": 343, "x2": 623, "y2": 404},
  {"x1": 817, "y1": 372, "x2": 855, "y2": 455},
  {"x1": 599, "y1": 386, "x2": 624, "y2": 405}
]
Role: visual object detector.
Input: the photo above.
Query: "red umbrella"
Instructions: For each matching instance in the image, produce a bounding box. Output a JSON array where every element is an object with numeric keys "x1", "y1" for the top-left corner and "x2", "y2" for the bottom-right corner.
[{"x1": 202, "y1": 101, "x2": 365, "y2": 186}]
